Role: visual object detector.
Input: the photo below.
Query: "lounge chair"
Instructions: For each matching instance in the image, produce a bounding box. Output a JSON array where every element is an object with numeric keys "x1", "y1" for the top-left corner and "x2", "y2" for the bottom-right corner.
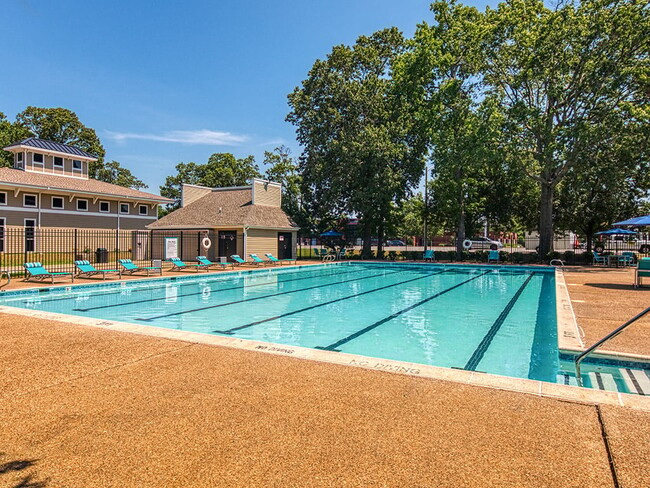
[
  {"x1": 423, "y1": 250, "x2": 435, "y2": 262},
  {"x1": 338, "y1": 248, "x2": 348, "y2": 260},
  {"x1": 249, "y1": 254, "x2": 265, "y2": 266},
  {"x1": 167, "y1": 256, "x2": 209, "y2": 272},
  {"x1": 24, "y1": 262, "x2": 74, "y2": 283},
  {"x1": 593, "y1": 251, "x2": 608, "y2": 266},
  {"x1": 488, "y1": 250, "x2": 500, "y2": 264},
  {"x1": 74, "y1": 260, "x2": 121, "y2": 280},
  {"x1": 197, "y1": 256, "x2": 232, "y2": 270},
  {"x1": 119, "y1": 259, "x2": 162, "y2": 276},
  {"x1": 230, "y1": 255, "x2": 247, "y2": 266},
  {"x1": 619, "y1": 251, "x2": 635, "y2": 267},
  {"x1": 265, "y1": 253, "x2": 297, "y2": 265},
  {"x1": 635, "y1": 258, "x2": 650, "y2": 288}
]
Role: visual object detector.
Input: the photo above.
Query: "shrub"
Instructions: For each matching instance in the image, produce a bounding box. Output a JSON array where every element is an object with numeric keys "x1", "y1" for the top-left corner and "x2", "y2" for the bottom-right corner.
[{"x1": 388, "y1": 250, "x2": 397, "y2": 261}]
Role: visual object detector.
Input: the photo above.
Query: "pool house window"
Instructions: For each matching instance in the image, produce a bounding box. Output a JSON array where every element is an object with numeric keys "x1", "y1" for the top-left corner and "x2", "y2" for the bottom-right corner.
[
  {"x1": 76, "y1": 199, "x2": 89, "y2": 211},
  {"x1": 32, "y1": 153, "x2": 44, "y2": 166},
  {"x1": 99, "y1": 201, "x2": 110, "y2": 213},
  {"x1": 51, "y1": 196, "x2": 64, "y2": 209},
  {"x1": 72, "y1": 160, "x2": 82, "y2": 171},
  {"x1": 139, "y1": 205, "x2": 148, "y2": 215},
  {"x1": 0, "y1": 191, "x2": 6, "y2": 205},
  {"x1": 120, "y1": 203, "x2": 130, "y2": 214},
  {"x1": 23, "y1": 194, "x2": 37, "y2": 207},
  {"x1": 53, "y1": 156, "x2": 64, "y2": 168}
]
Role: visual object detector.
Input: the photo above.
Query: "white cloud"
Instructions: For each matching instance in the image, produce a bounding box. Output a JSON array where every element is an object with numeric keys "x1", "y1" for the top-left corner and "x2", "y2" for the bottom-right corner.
[{"x1": 105, "y1": 129, "x2": 248, "y2": 146}]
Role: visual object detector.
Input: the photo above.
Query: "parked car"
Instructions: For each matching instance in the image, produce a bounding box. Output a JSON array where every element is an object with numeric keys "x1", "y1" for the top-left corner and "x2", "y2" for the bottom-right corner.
[
  {"x1": 386, "y1": 240, "x2": 406, "y2": 246},
  {"x1": 466, "y1": 237, "x2": 503, "y2": 250}
]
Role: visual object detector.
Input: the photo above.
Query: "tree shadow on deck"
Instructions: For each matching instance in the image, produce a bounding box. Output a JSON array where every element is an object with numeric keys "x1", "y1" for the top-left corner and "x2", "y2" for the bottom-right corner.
[{"x1": 0, "y1": 453, "x2": 49, "y2": 488}]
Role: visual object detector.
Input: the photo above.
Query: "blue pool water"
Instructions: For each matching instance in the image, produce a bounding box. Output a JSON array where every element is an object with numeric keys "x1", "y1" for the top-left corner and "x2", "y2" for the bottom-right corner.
[{"x1": 2, "y1": 262, "x2": 647, "y2": 393}]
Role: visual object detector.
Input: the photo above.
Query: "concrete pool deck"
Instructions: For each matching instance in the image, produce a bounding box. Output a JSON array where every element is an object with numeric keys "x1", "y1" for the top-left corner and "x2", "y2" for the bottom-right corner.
[
  {"x1": 1, "y1": 313, "x2": 649, "y2": 488},
  {"x1": 1, "y1": 264, "x2": 648, "y2": 486}
]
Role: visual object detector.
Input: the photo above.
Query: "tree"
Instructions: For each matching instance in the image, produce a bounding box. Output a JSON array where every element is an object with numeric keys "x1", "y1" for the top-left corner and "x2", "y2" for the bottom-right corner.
[
  {"x1": 160, "y1": 153, "x2": 261, "y2": 211},
  {"x1": 482, "y1": 0, "x2": 649, "y2": 256},
  {"x1": 263, "y1": 146, "x2": 311, "y2": 232},
  {"x1": 16, "y1": 106, "x2": 106, "y2": 175},
  {"x1": 0, "y1": 112, "x2": 31, "y2": 167},
  {"x1": 288, "y1": 28, "x2": 426, "y2": 258},
  {"x1": 94, "y1": 160, "x2": 148, "y2": 190}
]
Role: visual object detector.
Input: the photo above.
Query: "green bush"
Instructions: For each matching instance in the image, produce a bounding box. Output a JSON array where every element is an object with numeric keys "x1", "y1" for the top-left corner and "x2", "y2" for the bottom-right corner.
[
  {"x1": 510, "y1": 252, "x2": 524, "y2": 264},
  {"x1": 388, "y1": 250, "x2": 397, "y2": 261}
]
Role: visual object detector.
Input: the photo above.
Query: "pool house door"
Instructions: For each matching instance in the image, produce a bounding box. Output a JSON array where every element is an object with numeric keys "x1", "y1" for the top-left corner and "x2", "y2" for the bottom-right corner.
[
  {"x1": 218, "y1": 231, "x2": 238, "y2": 261},
  {"x1": 278, "y1": 232, "x2": 292, "y2": 259}
]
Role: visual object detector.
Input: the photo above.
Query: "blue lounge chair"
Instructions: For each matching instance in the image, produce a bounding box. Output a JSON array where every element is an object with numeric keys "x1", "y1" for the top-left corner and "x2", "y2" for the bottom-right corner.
[
  {"x1": 338, "y1": 248, "x2": 348, "y2": 260},
  {"x1": 265, "y1": 253, "x2": 297, "y2": 265},
  {"x1": 167, "y1": 256, "x2": 209, "y2": 272},
  {"x1": 74, "y1": 260, "x2": 120, "y2": 280},
  {"x1": 230, "y1": 255, "x2": 247, "y2": 266},
  {"x1": 119, "y1": 259, "x2": 162, "y2": 276},
  {"x1": 197, "y1": 256, "x2": 232, "y2": 270},
  {"x1": 619, "y1": 251, "x2": 635, "y2": 267},
  {"x1": 24, "y1": 262, "x2": 74, "y2": 283},
  {"x1": 423, "y1": 250, "x2": 435, "y2": 262},
  {"x1": 488, "y1": 250, "x2": 500, "y2": 263},
  {"x1": 593, "y1": 251, "x2": 608, "y2": 266},
  {"x1": 635, "y1": 258, "x2": 650, "y2": 288},
  {"x1": 249, "y1": 254, "x2": 265, "y2": 266}
]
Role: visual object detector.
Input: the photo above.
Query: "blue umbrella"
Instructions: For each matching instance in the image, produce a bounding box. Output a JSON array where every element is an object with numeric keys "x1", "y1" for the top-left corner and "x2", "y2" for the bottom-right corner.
[
  {"x1": 320, "y1": 230, "x2": 343, "y2": 237},
  {"x1": 595, "y1": 228, "x2": 638, "y2": 235},
  {"x1": 613, "y1": 215, "x2": 650, "y2": 227}
]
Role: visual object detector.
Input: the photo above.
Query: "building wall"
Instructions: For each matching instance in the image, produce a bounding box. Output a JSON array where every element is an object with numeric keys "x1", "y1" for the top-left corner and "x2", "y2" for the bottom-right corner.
[
  {"x1": 246, "y1": 228, "x2": 296, "y2": 258},
  {"x1": 252, "y1": 180, "x2": 281, "y2": 207},
  {"x1": 20, "y1": 151, "x2": 89, "y2": 178},
  {"x1": 182, "y1": 184, "x2": 212, "y2": 207}
]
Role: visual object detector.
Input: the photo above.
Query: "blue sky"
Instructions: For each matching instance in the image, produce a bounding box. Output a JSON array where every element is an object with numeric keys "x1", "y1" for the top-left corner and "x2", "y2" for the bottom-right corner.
[{"x1": 1, "y1": 0, "x2": 492, "y2": 194}]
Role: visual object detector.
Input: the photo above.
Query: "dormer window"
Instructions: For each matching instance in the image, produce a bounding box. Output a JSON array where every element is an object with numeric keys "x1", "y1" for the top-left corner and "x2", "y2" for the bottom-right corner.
[
  {"x1": 72, "y1": 160, "x2": 82, "y2": 171},
  {"x1": 33, "y1": 153, "x2": 44, "y2": 166},
  {"x1": 53, "y1": 156, "x2": 64, "y2": 168}
]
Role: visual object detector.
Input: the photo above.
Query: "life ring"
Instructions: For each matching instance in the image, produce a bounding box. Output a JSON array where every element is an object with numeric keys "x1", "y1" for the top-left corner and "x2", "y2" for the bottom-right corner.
[
  {"x1": 462, "y1": 239, "x2": 472, "y2": 250},
  {"x1": 202, "y1": 237, "x2": 212, "y2": 249}
]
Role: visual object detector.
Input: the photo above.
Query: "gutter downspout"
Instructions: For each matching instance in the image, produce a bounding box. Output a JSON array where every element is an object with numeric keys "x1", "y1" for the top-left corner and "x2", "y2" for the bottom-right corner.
[{"x1": 243, "y1": 226, "x2": 249, "y2": 259}]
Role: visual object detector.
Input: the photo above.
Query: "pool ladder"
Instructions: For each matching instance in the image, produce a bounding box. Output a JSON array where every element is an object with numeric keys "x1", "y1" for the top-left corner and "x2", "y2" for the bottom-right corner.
[{"x1": 575, "y1": 306, "x2": 650, "y2": 387}]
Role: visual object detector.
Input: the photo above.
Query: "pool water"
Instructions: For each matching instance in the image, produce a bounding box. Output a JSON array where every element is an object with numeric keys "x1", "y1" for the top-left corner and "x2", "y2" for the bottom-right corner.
[{"x1": 2, "y1": 262, "x2": 647, "y2": 394}]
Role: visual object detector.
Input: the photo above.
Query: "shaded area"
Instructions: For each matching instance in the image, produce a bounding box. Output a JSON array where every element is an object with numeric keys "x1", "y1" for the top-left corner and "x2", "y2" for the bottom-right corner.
[{"x1": 0, "y1": 453, "x2": 49, "y2": 488}]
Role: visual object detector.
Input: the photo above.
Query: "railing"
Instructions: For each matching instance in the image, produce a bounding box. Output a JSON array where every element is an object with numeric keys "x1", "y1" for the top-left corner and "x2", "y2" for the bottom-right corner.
[{"x1": 574, "y1": 306, "x2": 650, "y2": 386}]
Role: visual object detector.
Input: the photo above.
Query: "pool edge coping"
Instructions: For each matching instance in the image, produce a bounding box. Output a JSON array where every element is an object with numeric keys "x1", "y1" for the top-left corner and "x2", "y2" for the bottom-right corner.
[{"x1": 2, "y1": 303, "x2": 648, "y2": 412}]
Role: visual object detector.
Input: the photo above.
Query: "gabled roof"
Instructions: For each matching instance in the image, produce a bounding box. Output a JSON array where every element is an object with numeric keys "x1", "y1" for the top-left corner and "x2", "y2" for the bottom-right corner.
[
  {"x1": 3, "y1": 137, "x2": 97, "y2": 160},
  {"x1": 0, "y1": 167, "x2": 173, "y2": 203},
  {"x1": 148, "y1": 188, "x2": 297, "y2": 230}
]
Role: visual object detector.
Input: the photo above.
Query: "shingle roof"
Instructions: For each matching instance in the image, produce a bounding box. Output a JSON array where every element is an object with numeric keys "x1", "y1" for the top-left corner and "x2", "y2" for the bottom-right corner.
[
  {"x1": 4, "y1": 137, "x2": 97, "y2": 160},
  {"x1": 148, "y1": 188, "x2": 297, "y2": 229},
  {"x1": 0, "y1": 167, "x2": 173, "y2": 203}
]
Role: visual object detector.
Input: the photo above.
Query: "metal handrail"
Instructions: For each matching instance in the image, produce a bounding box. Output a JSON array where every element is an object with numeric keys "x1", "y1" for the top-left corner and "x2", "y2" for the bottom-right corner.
[{"x1": 575, "y1": 306, "x2": 650, "y2": 386}]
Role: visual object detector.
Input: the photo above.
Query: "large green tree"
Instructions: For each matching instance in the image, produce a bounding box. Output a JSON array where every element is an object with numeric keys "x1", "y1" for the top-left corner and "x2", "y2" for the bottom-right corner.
[
  {"x1": 0, "y1": 112, "x2": 31, "y2": 167},
  {"x1": 482, "y1": 0, "x2": 649, "y2": 256},
  {"x1": 160, "y1": 153, "x2": 261, "y2": 211},
  {"x1": 288, "y1": 28, "x2": 426, "y2": 257},
  {"x1": 95, "y1": 160, "x2": 148, "y2": 190}
]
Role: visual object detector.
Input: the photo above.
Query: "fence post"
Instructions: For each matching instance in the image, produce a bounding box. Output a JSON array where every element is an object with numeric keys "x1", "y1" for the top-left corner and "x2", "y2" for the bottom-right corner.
[{"x1": 180, "y1": 231, "x2": 184, "y2": 260}]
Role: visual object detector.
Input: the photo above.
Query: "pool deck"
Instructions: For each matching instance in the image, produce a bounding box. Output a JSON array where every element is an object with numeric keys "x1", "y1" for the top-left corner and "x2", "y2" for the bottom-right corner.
[{"x1": 1, "y1": 263, "x2": 649, "y2": 486}]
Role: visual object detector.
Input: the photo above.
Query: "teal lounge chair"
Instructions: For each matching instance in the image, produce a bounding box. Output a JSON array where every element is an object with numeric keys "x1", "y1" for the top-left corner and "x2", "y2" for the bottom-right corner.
[
  {"x1": 593, "y1": 251, "x2": 608, "y2": 266},
  {"x1": 249, "y1": 254, "x2": 265, "y2": 266},
  {"x1": 423, "y1": 250, "x2": 435, "y2": 262},
  {"x1": 197, "y1": 256, "x2": 232, "y2": 270},
  {"x1": 265, "y1": 253, "x2": 297, "y2": 265},
  {"x1": 119, "y1": 259, "x2": 162, "y2": 276},
  {"x1": 635, "y1": 258, "x2": 650, "y2": 288},
  {"x1": 338, "y1": 248, "x2": 348, "y2": 260},
  {"x1": 24, "y1": 262, "x2": 74, "y2": 283},
  {"x1": 488, "y1": 250, "x2": 500, "y2": 263},
  {"x1": 619, "y1": 251, "x2": 635, "y2": 267},
  {"x1": 231, "y1": 255, "x2": 247, "y2": 266},
  {"x1": 74, "y1": 260, "x2": 120, "y2": 280},
  {"x1": 167, "y1": 257, "x2": 209, "y2": 272}
]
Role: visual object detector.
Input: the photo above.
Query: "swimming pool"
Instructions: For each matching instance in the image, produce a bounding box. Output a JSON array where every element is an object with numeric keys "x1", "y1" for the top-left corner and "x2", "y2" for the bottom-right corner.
[{"x1": 1, "y1": 262, "x2": 647, "y2": 394}]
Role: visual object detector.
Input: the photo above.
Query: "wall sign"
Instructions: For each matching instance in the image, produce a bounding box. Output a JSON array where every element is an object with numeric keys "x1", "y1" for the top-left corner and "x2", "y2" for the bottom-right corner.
[{"x1": 164, "y1": 237, "x2": 179, "y2": 259}]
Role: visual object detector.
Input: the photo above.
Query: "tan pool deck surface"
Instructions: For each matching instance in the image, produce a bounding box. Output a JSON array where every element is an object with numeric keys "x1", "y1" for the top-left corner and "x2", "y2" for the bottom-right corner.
[{"x1": 0, "y1": 264, "x2": 648, "y2": 487}]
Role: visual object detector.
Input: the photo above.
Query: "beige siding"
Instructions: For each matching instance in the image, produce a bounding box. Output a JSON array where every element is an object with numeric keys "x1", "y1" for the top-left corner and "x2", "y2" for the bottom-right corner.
[
  {"x1": 23, "y1": 151, "x2": 89, "y2": 178},
  {"x1": 246, "y1": 228, "x2": 298, "y2": 258},
  {"x1": 182, "y1": 184, "x2": 212, "y2": 207},
  {"x1": 252, "y1": 180, "x2": 281, "y2": 207}
]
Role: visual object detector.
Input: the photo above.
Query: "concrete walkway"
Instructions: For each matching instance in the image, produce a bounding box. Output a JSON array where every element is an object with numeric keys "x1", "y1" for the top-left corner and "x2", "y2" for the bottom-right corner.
[{"x1": 1, "y1": 314, "x2": 648, "y2": 488}]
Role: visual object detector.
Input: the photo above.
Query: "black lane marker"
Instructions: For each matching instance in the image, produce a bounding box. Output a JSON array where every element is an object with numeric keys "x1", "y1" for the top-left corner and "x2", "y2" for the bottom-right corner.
[
  {"x1": 624, "y1": 368, "x2": 645, "y2": 395},
  {"x1": 317, "y1": 271, "x2": 490, "y2": 352},
  {"x1": 38, "y1": 265, "x2": 341, "y2": 305},
  {"x1": 463, "y1": 273, "x2": 535, "y2": 371},
  {"x1": 137, "y1": 269, "x2": 410, "y2": 322},
  {"x1": 72, "y1": 266, "x2": 373, "y2": 312},
  {"x1": 214, "y1": 270, "x2": 449, "y2": 335}
]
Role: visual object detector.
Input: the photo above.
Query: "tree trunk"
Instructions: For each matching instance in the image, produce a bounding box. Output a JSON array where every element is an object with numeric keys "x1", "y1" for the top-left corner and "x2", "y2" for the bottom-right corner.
[
  {"x1": 377, "y1": 219, "x2": 384, "y2": 260},
  {"x1": 361, "y1": 220, "x2": 373, "y2": 259},
  {"x1": 538, "y1": 182, "x2": 554, "y2": 258}
]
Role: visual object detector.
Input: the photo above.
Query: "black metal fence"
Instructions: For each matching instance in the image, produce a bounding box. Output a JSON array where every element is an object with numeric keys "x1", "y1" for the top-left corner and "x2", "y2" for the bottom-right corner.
[
  {"x1": 0, "y1": 228, "x2": 245, "y2": 275},
  {"x1": 297, "y1": 233, "x2": 650, "y2": 265}
]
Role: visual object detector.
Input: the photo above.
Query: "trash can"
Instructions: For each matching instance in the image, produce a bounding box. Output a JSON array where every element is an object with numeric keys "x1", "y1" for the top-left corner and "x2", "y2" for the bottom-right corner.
[{"x1": 95, "y1": 248, "x2": 108, "y2": 263}]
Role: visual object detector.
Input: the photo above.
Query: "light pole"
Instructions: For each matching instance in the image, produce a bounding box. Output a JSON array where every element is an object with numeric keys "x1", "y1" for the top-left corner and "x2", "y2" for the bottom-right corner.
[{"x1": 423, "y1": 165, "x2": 428, "y2": 252}]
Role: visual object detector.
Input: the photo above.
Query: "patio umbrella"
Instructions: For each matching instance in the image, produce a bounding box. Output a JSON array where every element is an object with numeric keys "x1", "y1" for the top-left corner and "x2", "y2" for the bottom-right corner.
[
  {"x1": 613, "y1": 215, "x2": 650, "y2": 227},
  {"x1": 320, "y1": 230, "x2": 343, "y2": 237},
  {"x1": 594, "y1": 228, "x2": 638, "y2": 254}
]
